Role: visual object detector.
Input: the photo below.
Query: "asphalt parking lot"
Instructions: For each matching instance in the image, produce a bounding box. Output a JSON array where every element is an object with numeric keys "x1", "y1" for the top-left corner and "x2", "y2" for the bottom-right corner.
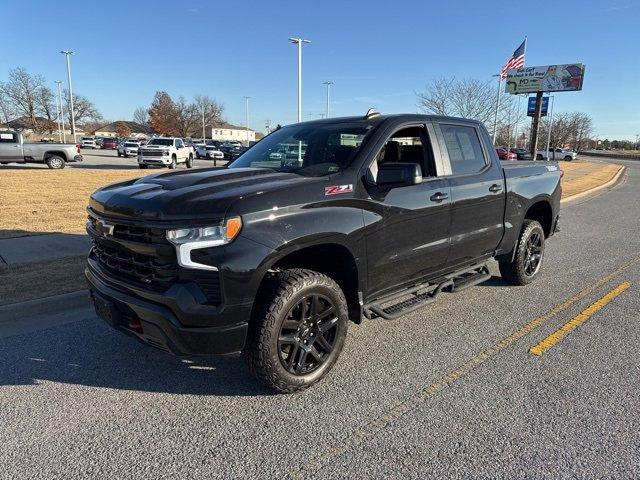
[
  {"x1": 0, "y1": 158, "x2": 638, "y2": 478},
  {"x1": 1, "y1": 148, "x2": 227, "y2": 170}
]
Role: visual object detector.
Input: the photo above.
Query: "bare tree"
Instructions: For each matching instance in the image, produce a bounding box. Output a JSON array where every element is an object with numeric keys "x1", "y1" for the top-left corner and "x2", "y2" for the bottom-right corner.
[
  {"x1": 173, "y1": 96, "x2": 200, "y2": 137},
  {"x1": 0, "y1": 67, "x2": 46, "y2": 132},
  {"x1": 194, "y1": 94, "x2": 224, "y2": 129},
  {"x1": 63, "y1": 90, "x2": 102, "y2": 131},
  {"x1": 133, "y1": 106, "x2": 149, "y2": 126},
  {"x1": 0, "y1": 91, "x2": 15, "y2": 123},
  {"x1": 35, "y1": 86, "x2": 57, "y2": 133},
  {"x1": 418, "y1": 77, "x2": 516, "y2": 127},
  {"x1": 537, "y1": 111, "x2": 594, "y2": 150}
]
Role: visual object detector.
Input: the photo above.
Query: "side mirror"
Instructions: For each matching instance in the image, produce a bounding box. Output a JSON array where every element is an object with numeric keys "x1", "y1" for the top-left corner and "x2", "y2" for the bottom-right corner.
[{"x1": 377, "y1": 162, "x2": 423, "y2": 188}]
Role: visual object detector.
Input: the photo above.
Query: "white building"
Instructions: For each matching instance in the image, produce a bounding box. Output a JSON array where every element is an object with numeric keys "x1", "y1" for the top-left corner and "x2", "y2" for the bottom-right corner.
[{"x1": 206, "y1": 122, "x2": 256, "y2": 143}]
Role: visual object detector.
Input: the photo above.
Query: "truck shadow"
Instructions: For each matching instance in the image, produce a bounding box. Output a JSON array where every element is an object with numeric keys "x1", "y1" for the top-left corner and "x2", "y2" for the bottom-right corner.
[{"x1": 0, "y1": 317, "x2": 275, "y2": 397}]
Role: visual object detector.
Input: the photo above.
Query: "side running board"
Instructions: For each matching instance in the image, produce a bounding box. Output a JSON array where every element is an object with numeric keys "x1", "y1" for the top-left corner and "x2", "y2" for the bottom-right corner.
[{"x1": 363, "y1": 264, "x2": 490, "y2": 321}]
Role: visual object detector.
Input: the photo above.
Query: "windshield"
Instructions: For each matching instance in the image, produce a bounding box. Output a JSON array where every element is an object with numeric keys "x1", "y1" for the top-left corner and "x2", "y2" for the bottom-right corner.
[
  {"x1": 147, "y1": 139, "x2": 173, "y2": 146},
  {"x1": 124, "y1": 142, "x2": 138, "y2": 147},
  {"x1": 229, "y1": 122, "x2": 372, "y2": 176}
]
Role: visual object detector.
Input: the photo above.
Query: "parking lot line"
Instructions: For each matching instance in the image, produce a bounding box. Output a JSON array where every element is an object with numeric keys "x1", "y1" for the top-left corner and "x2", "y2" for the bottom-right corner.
[
  {"x1": 529, "y1": 281, "x2": 631, "y2": 356},
  {"x1": 291, "y1": 256, "x2": 640, "y2": 479}
]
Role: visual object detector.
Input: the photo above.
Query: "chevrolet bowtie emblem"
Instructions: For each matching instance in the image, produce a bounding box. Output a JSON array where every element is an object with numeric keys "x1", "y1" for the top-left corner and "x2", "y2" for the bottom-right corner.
[{"x1": 95, "y1": 220, "x2": 115, "y2": 237}]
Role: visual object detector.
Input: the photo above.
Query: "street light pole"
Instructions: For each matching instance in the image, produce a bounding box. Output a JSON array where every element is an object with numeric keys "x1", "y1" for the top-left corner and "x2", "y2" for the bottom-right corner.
[
  {"x1": 55, "y1": 80, "x2": 66, "y2": 143},
  {"x1": 202, "y1": 106, "x2": 206, "y2": 141},
  {"x1": 545, "y1": 95, "x2": 555, "y2": 160},
  {"x1": 289, "y1": 37, "x2": 311, "y2": 123},
  {"x1": 53, "y1": 82, "x2": 62, "y2": 143},
  {"x1": 492, "y1": 74, "x2": 502, "y2": 144},
  {"x1": 243, "y1": 96, "x2": 251, "y2": 146},
  {"x1": 323, "y1": 81, "x2": 333, "y2": 118},
  {"x1": 60, "y1": 50, "x2": 77, "y2": 143}
]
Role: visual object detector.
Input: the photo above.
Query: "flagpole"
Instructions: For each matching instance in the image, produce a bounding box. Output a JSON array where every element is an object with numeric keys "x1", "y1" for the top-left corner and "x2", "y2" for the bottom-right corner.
[{"x1": 492, "y1": 74, "x2": 502, "y2": 144}]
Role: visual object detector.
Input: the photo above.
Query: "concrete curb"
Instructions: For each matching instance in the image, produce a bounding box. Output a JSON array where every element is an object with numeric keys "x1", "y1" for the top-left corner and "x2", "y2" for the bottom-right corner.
[
  {"x1": 0, "y1": 290, "x2": 90, "y2": 323},
  {"x1": 561, "y1": 164, "x2": 626, "y2": 205}
]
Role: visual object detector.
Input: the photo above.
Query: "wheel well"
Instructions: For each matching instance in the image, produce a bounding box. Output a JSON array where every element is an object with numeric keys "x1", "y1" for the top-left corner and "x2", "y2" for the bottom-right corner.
[
  {"x1": 525, "y1": 201, "x2": 552, "y2": 237},
  {"x1": 44, "y1": 151, "x2": 67, "y2": 161},
  {"x1": 269, "y1": 243, "x2": 360, "y2": 322}
]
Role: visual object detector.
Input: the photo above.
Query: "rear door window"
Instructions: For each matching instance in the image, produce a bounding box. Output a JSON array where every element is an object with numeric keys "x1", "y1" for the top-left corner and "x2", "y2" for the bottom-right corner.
[
  {"x1": 440, "y1": 124, "x2": 487, "y2": 175},
  {"x1": 0, "y1": 132, "x2": 18, "y2": 143}
]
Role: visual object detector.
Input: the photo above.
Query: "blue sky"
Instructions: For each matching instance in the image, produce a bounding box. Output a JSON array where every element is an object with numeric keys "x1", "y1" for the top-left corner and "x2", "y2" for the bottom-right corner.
[{"x1": 1, "y1": 0, "x2": 638, "y2": 139}]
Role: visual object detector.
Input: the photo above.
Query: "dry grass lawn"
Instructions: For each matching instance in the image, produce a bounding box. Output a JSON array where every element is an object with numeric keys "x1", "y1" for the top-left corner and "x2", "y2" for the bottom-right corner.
[
  {"x1": 560, "y1": 161, "x2": 622, "y2": 198},
  {"x1": 0, "y1": 255, "x2": 87, "y2": 306},
  {"x1": 0, "y1": 169, "x2": 148, "y2": 238}
]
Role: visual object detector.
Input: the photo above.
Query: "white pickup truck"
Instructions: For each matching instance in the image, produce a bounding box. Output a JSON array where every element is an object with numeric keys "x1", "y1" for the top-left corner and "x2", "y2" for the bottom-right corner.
[
  {"x1": 536, "y1": 148, "x2": 577, "y2": 161},
  {"x1": 137, "y1": 137, "x2": 194, "y2": 169},
  {"x1": 0, "y1": 130, "x2": 82, "y2": 169}
]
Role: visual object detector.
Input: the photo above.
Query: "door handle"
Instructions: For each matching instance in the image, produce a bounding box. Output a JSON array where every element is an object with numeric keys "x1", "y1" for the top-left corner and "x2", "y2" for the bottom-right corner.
[
  {"x1": 430, "y1": 192, "x2": 448, "y2": 202},
  {"x1": 489, "y1": 184, "x2": 503, "y2": 193}
]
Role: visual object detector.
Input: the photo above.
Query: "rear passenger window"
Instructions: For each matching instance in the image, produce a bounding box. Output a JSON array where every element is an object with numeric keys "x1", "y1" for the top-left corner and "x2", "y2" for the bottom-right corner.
[
  {"x1": 440, "y1": 124, "x2": 486, "y2": 175},
  {"x1": 0, "y1": 132, "x2": 18, "y2": 143}
]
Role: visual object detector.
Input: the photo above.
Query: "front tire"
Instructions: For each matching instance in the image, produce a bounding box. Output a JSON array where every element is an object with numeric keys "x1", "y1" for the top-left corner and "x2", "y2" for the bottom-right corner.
[
  {"x1": 564, "y1": 156, "x2": 573, "y2": 161},
  {"x1": 139, "y1": 164, "x2": 148, "y2": 169},
  {"x1": 186, "y1": 154, "x2": 193, "y2": 168},
  {"x1": 244, "y1": 269, "x2": 349, "y2": 393},
  {"x1": 499, "y1": 219, "x2": 545, "y2": 286},
  {"x1": 46, "y1": 155, "x2": 65, "y2": 169},
  {"x1": 169, "y1": 155, "x2": 177, "y2": 169}
]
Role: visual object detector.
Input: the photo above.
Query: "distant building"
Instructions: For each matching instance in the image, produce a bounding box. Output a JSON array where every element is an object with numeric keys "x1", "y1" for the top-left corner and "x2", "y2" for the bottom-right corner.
[
  {"x1": 92, "y1": 121, "x2": 154, "y2": 139},
  {"x1": 205, "y1": 122, "x2": 256, "y2": 143}
]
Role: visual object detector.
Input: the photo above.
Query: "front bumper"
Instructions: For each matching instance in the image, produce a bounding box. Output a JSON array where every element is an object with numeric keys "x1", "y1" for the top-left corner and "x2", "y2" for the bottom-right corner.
[
  {"x1": 138, "y1": 156, "x2": 171, "y2": 165},
  {"x1": 86, "y1": 260, "x2": 251, "y2": 356}
]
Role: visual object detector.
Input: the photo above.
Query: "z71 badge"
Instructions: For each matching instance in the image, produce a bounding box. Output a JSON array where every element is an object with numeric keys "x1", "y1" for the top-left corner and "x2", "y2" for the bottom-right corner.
[{"x1": 325, "y1": 184, "x2": 353, "y2": 196}]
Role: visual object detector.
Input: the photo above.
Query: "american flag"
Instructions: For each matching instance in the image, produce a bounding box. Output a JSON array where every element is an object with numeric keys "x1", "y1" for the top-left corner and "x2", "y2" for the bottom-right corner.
[{"x1": 500, "y1": 39, "x2": 526, "y2": 79}]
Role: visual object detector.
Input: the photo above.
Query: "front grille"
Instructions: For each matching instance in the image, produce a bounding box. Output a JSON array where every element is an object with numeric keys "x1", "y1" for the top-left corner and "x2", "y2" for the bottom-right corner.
[
  {"x1": 89, "y1": 214, "x2": 223, "y2": 305},
  {"x1": 92, "y1": 241, "x2": 178, "y2": 291},
  {"x1": 140, "y1": 150, "x2": 164, "y2": 157},
  {"x1": 87, "y1": 216, "x2": 167, "y2": 244}
]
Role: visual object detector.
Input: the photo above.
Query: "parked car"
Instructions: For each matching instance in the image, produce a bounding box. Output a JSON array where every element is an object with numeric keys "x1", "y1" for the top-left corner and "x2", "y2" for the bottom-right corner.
[
  {"x1": 510, "y1": 147, "x2": 531, "y2": 160},
  {"x1": 117, "y1": 141, "x2": 140, "y2": 158},
  {"x1": 194, "y1": 143, "x2": 206, "y2": 158},
  {"x1": 0, "y1": 130, "x2": 82, "y2": 169},
  {"x1": 203, "y1": 145, "x2": 225, "y2": 161},
  {"x1": 496, "y1": 147, "x2": 517, "y2": 160},
  {"x1": 86, "y1": 112, "x2": 561, "y2": 392},
  {"x1": 81, "y1": 137, "x2": 98, "y2": 149},
  {"x1": 137, "y1": 137, "x2": 194, "y2": 169},
  {"x1": 536, "y1": 148, "x2": 577, "y2": 161},
  {"x1": 102, "y1": 138, "x2": 118, "y2": 150}
]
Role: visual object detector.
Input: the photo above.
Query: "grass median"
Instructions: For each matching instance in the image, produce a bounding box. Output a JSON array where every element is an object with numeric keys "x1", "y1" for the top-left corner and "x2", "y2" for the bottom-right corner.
[{"x1": 0, "y1": 169, "x2": 148, "y2": 239}]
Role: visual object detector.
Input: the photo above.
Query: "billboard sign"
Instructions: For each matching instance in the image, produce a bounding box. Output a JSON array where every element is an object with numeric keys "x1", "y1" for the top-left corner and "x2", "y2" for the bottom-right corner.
[
  {"x1": 506, "y1": 64, "x2": 585, "y2": 94},
  {"x1": 527, "y1": 96, "x2": 549, "y2": 117}
]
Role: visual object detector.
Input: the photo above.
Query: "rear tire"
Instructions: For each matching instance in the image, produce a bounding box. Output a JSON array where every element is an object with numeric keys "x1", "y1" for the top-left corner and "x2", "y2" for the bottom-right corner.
[
  {"x1": 244, "y1": 269, "x2": 349, "y2": 393},
  {"x1": 536, "y1": 154, "x2": 543, "y2": 160},
  {"x1": 46, "y1": 155, "x2": 65, "y2": 169},
  {"x1": 499, "y1": 219, "x2": 545, "y2": 286}
]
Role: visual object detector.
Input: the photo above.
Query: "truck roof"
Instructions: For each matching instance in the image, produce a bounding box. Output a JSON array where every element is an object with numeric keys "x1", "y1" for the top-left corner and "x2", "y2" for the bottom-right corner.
[{"x1": 287, "y1": 113, "x2": 484, "y2": 128}]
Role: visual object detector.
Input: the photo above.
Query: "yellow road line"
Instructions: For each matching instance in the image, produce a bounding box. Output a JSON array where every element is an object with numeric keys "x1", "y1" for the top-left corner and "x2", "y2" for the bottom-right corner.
[
  {"x1": 530, "y1": 281, "x2": 630, "y2": 356},
  {"x1": 289, "y1": 255, "x2": 640, "y2": 479}
]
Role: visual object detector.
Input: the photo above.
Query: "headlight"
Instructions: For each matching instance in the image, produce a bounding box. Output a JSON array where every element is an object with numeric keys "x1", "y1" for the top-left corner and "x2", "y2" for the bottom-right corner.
[
  {"x1": 163, "y1": 149, "x2": 170, "y2": 156},
  {"x1": 166, "y1": 217, "x2": 242, "y2": 270}
]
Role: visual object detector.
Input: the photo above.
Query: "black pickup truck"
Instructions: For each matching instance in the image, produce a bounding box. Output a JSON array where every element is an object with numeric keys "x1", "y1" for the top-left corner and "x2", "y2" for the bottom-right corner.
[{"x1": 86, "y1": 112, "x2": 561, "y2": 392}]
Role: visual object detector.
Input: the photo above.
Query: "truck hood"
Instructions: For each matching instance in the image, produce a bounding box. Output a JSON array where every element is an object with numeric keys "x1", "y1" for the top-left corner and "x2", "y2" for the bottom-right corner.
[{"x1": 89, "y1": 167, "x2": 314, "y2": 223}]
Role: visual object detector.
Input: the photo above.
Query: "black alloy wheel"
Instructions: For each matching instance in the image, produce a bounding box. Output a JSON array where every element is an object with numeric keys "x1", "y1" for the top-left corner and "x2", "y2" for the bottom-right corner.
[
  {"x1": 523, "y1": 230, "x2": 543, "y2": 277},
  {"x1": 277, "y1": 294, "x2": 339, "y2": 375}
]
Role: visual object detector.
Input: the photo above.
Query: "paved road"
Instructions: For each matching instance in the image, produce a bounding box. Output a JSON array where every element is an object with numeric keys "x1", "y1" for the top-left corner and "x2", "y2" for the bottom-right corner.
[
  {"x1": 1, "y1": 158, "x2": 638, "y2": 479},
  {"x1": 0, "y1": 148, "x2": 228, "y2": 170}
]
